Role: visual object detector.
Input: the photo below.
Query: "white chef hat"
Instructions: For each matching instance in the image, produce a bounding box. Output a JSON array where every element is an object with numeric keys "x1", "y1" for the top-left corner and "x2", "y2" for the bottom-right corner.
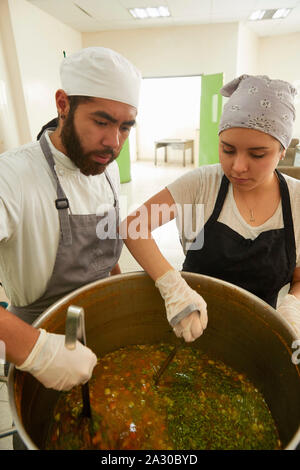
[{"x1": 60, "y1": 47, "x2": 141, "y2": 109}]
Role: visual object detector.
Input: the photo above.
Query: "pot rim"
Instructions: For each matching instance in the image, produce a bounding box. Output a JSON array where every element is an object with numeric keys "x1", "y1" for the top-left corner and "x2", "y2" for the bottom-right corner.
[{"x1": 7, "y1": 271, "x2": 300, "y2": 450}]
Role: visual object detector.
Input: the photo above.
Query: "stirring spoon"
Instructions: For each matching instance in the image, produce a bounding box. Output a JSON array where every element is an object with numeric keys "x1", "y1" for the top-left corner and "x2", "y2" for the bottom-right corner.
[{"x1": 65, "y1": 305, "x2": 92, "y2": 418}]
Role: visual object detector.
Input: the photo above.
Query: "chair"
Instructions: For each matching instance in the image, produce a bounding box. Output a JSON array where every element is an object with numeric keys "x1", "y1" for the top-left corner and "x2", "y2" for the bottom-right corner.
[
  {"x1": 277, "y1": 166, "x2": 300, "y2": 180},
  {"x1": 278, "y1": 138, "x2": 299, "y2": 167}
]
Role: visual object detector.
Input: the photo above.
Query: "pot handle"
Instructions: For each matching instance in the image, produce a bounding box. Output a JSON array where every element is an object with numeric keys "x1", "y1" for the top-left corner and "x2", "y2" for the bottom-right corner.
[
  {"x1": 0, "y1": 375, "x2": 17, "y2": 438},
  {"x1": 65, "y1": 305, "x2": 87, "y2": 349}
]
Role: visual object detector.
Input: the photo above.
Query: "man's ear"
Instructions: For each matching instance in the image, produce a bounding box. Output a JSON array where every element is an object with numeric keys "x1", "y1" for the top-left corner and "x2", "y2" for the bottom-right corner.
[{"x1": 55, "y1": 89, "x2": 70, "y2": 119}]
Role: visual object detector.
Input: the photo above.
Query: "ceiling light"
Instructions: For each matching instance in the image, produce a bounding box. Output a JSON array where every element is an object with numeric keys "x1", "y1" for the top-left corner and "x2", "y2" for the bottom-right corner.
[
  {"x1": 249, "y1": 10, "x2": 266, "y2": 21},
  {"x1": 146, "y1": 8, "x2": 160, "y2": 18},
  {"x1": 157, "y1": 6, "x2": 170, "y2": 17},
  {"x1": 272, "y1": 8, "x2": 291, "y2": 19},
  {"x1": 129, "y1": 8, "x2": 148, "y2": 19},
  {"x1": 249, "y1": 8, "x2": 292, "y2": 21},
  {"x1": 129, "y1": 6, "x2": 171, "y2": 19}
]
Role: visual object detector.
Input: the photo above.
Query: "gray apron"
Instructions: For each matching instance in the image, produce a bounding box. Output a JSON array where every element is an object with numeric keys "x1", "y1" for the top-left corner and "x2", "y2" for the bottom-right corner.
[{"x1": 8, "y1": 131, "x2": 123, "y2": 324}]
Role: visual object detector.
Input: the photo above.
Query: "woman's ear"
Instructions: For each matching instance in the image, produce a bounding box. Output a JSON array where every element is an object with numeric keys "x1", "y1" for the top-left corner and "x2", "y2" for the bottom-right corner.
[{"x1": 280, "y1": 149, "x2": 286, "y2": 160}]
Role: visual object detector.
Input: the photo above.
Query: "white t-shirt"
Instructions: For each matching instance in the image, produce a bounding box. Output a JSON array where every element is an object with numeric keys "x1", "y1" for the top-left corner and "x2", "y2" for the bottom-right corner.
[
  {"x1": 0, "y1": 130, "x2": 120, "y2": 306},
  {"x1": 167, "y1": 164, "x2": 300, "y2": 267}
]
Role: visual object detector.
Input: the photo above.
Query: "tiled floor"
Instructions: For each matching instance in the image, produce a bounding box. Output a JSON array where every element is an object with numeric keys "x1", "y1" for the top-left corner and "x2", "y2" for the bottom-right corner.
[{"x1": 0, "y1": 160, "x2": 193, "y2": 450}]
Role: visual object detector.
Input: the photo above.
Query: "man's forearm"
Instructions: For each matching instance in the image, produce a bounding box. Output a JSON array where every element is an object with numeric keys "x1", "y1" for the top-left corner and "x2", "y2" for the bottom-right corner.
[{"x1": 0, "y1": 307, "x2": 39, "y2": 365}]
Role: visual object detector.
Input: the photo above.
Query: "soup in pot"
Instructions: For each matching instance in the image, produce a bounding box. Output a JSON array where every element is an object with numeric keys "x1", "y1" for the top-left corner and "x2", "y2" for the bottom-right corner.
[{"x1": 46, "y1": 343, "x2": 281, "y2": 450}]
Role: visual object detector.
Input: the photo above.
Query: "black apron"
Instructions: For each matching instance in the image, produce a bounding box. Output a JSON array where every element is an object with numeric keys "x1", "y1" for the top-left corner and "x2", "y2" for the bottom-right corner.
[{"x1": 183, "y1": 170, "x2": 296, "y2": 308}]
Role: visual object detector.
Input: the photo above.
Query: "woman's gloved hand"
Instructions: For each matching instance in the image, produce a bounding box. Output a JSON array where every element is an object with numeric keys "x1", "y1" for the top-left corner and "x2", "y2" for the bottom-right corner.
[
  {"x1": 155, "y1": 270, "x2": 208, "y2": 342},
  {"x1": 277, "y1": 294, "x2": 300, "y2": 337},
  {"x1": 16, "y1": 329, "x2": 97, "y2": 391}
]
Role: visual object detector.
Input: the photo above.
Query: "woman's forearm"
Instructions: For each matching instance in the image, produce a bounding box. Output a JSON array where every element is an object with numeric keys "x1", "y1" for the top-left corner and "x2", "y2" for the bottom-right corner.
[
  {"x1": 289, "y1": 281, "x2": 300, "y2": 301},
  {"x1": 124, "y1": 234, "x2": 173, "y2": 281},
  {"x1": 289, "y1": 268, "x2": 300, "y2": 301},
  {"x1": 110, "y1": 263, "x2": 121, "y2": 275},
  {"x1": 121, "y1": 188, "x2": 177, "y2": 281},
  {"x1": 0, "y1": 307, "x2": 39, "y2": 366}
]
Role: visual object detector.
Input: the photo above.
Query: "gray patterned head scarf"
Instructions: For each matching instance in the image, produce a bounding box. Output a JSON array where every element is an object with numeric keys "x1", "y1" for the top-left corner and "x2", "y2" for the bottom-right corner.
[{"x1": 218, "y1": 75, "x2": 297, "y2": 148}]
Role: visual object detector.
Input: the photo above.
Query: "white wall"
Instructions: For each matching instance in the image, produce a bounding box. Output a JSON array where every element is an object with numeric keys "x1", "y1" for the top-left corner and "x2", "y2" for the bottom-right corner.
[
  {"x1": 236, "y1": 22, "x2": 259, "y2": 76},
  {"x1": 1, "y1": 0, "x2": 82, "y2": 145},
  {"x1": 0, "y1": 26, "x2": 21, "y2": 152},
  {"x1": 258, "y1": 31, "x2": 300, "y2": 139},
  {"x1": 0, "y1": 0, "x2": 83, "y2": 150},
  {"x1": 83, "y1": 23, "x2": 239, "y2": 82},
  {"x1": 0, "y1": 0, "x2": 31, "y2": 150}
]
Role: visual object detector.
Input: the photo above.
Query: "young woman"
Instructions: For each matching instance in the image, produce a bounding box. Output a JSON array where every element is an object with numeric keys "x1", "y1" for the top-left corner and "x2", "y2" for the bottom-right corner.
[{"x1": 121, "y1": 75, "x2": 300, "y2": 342}]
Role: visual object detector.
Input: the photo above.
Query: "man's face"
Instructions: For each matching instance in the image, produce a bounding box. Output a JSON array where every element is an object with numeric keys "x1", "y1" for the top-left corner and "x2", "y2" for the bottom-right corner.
[{"x1": 60, "y1": 97, "x2": 137, "y2": 176}]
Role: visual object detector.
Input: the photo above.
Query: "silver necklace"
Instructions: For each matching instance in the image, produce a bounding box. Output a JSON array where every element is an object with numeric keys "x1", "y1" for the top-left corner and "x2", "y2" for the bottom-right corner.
[
  {"x1": 249, "y1": 209, "x2": 255, "y2": 223},
  {"x1": 235, "y1": 190, "x2": 256, "y2": 222}
]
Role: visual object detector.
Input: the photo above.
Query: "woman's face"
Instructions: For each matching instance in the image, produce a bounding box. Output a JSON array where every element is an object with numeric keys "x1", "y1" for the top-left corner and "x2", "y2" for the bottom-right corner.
[{"x1": 219, "y1": 127, "x2": 285, "y2": 191}]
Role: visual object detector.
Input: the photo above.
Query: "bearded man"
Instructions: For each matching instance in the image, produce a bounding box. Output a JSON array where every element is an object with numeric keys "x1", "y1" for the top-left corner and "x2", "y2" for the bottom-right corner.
[{"x1": 0, "y1": 47, "x2": 141, "y2": 391}]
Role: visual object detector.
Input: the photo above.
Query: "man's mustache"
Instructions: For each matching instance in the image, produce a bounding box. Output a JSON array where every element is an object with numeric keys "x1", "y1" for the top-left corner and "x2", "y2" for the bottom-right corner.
[{"x1": 87, "y1": 149, "x2": 115, "y2": 159}]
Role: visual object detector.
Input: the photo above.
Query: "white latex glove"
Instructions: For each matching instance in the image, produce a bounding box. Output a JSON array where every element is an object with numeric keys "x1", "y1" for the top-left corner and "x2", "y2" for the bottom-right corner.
[
  {"x1": 155, "y1": 270, "x2": 208, "y2": 342},
  {"x1": 277, "y1": 294, "x2": 300, "y2": 338},
  {"x1": 16, "y1": 329, "x2": 97, "y2": 391}
]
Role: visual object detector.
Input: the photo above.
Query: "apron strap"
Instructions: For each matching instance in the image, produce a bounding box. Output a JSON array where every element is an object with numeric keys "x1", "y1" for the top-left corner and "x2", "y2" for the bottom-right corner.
[
  {"x1": 39, "y1": 131, "x2": 72, "y2": 246},
  {"x1": 104, "y1": 169, "x2": 121, "y2": 243},
  {"x1": 206, "y1": 174, "x2": 229, "y2": 226},
  {"x1": 275, "y1": 169, "x2": 296, "y2": 269},
  {"x1": 104, "y1": 169, "x2": 118, "y2": 209}
]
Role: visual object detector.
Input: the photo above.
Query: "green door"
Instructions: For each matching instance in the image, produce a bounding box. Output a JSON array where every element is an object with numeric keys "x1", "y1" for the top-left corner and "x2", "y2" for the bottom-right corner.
[
  {"x1": 116, "y1": 138, "x2": 131, "y2": 183},
  {"x1": 199, "y1": 73, "x2": 224, "y2": 166}
]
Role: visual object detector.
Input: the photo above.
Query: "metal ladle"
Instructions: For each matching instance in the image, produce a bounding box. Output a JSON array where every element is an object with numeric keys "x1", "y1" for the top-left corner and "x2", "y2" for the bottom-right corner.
[
  {"x1": 153, "y1": 340, "x2": 184, "y2": 386},
  {"x1": 65, "y1": 305, "x2": 92, "y2": 418},
  {"x1": 153, "y1": 303, "x2": 199, "y2": 385}
]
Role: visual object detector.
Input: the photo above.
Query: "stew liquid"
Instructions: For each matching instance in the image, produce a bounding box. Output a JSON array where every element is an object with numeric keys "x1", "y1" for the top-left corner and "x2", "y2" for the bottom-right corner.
[{"x1": 46, "y1": 343, "x2": 281, "y2": 450}]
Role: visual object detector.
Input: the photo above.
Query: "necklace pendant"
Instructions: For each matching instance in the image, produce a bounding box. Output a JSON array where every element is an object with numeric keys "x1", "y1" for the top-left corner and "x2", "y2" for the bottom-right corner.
[{"x1": 249, "y1": 209, "x2": 255, "y2": 222}]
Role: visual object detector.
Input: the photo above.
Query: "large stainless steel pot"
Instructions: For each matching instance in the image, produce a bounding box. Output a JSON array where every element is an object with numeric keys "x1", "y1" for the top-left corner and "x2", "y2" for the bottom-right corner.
[{"x1": 4, "y1": 272, "x2": 300, "y2": 449}]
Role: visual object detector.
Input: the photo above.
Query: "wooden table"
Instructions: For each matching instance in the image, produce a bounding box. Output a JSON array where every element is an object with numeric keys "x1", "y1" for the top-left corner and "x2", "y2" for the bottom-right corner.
[{"x1": 154, "y1": 139, "x2": 194, "y2": 166}]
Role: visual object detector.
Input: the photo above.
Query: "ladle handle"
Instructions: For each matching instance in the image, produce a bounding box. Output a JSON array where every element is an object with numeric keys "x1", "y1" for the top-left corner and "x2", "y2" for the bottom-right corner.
[
  {"x1": 154, "y1": 303, "x2": 200, "y2": 385},
  {"x1": 65, "y1": 305, "x2": 92, "y2": 418},
  {"x1": 65, "y1": 305, "x2": 87, "y2": 349}
]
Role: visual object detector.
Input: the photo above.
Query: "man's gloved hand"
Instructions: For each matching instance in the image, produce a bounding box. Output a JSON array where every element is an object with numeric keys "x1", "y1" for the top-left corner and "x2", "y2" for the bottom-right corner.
[
  {"x1": 277, "y1": 294, "x2": 300, "y2": 337},
  {"x1": 16, "y1": 329, "x2": 97, "y2": 391},
  {"x1": 155, "y1": 270, "x2": 208, "y2": 342}
]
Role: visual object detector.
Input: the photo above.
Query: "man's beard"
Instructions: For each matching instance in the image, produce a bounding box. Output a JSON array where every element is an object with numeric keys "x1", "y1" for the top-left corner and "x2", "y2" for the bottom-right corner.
[{"x1": 60, "y1": 113, "x2": 116, "y2": 176}]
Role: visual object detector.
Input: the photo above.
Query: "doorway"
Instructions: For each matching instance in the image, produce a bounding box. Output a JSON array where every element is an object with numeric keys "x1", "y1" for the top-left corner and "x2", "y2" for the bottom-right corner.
[{"x1": 135, "y1": 75, "x2": 201, "y2": 165}]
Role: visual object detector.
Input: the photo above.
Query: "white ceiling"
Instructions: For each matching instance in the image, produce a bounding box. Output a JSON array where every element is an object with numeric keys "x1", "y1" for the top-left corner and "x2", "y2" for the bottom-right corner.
[{"x1": 27, "y1": 0, "x2": 300, "y2": 37}]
